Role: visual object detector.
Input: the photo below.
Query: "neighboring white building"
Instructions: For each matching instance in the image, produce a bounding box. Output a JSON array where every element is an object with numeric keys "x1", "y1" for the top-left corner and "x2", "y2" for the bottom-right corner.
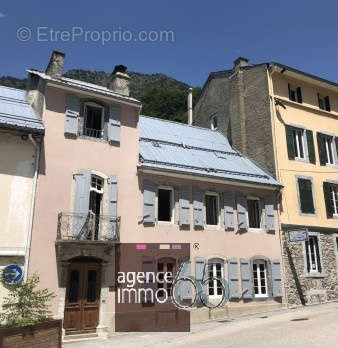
[{"x1": 0, "y1": 85, "x2": 44, "y2": 306}]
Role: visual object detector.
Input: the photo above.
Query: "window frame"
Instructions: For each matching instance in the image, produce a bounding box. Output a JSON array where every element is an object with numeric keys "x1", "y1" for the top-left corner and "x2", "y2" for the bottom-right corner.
[
  {"x1": 204, "y1": 192, "x2": 220, "y2": 227},
  {"x1": 156, "y1": 186, "x2": 174, "y2": 224},
  {"x1": 303, "y1": 232, "x2": 324, "y2": 277},
  {"x1": 330, "y1": 184, "x2": 338, "y2": 217},
  {"x1": 83, "y1": 102, "x2": 105, "y2": 139},
  {"x1": 296, "y1": 176, "x2": 316, "y2": 217},
  {"x1": 252, "y1": 260, "x2": 268, "y2": 298},
  {"x1": 207, "y1": 259, "x2": 224, "y2": 299},
  {"x1": 324, "y1": 135, "x2": 335, "y2": 165},
  {"x1": 318, "y1": 93, "x2": 330, "y2": 112},
  {"x1": 246, "y1": 196, "x2": 262, "y2": 231},
  {"x1": 210, "y1": 115, "x2": 218, "y2": 131},
  {"x1": 288, "y1": 84, "x2": 302, "y2": 103}
]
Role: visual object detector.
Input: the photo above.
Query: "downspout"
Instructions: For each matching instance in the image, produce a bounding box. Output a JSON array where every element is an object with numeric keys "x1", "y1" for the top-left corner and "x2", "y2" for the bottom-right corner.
[{"x1": 24, "y1": 134, "x2": 40, "y2": 281}]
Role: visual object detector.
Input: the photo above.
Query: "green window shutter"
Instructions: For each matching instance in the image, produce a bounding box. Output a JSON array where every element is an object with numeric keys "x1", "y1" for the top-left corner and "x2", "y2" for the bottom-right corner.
[
  {"x1": 296, "y1": 87, "x2": 302, "y2": 103},
  {"x1": 325, "y1": 96, "x2": 331, "y2": 112},
  {"x1": 323, "y1": 182, "x2": 334, "y2": 218},
  {"x1": 306, "y1": 130, "x2": 316, "y2": 164},
  {"x1": 316, "y1": 132, "x2": 327, "y2": 165},
  {"x1": 285, "y1": 125, "x2": 295, "y2": 160},
  {"x1": 298, "y1": 178, "x2": 315, "y2": 214}
]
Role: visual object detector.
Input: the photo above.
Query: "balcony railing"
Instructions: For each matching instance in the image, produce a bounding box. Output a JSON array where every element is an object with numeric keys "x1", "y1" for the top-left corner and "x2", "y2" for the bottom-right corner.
[
  {"x1": 57, "y1": 212, "x2": 120, "y2": 242},
  {"x1": 83, "y1": 127, "x2": 104, "y2": 139}
]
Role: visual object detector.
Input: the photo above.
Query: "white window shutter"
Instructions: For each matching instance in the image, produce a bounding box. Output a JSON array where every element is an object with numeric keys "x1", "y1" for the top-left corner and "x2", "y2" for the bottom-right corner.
[
  {"x1": 65, "y1": 95, "x2": 80, "y2": 136},
  {"x1": 179, "y1": 186, "x2": 190, "y2": 226},
  {"x1": 265, "y1": 196, "x2": 275, "y2": 233},
  {"x1": 108, "y1": 104, "x2": 121, "y2": 143},
  {"x1": 224, "y1": 192, "x2": 234, "y2": 230},
  {"x1": 143, "y1": 180, "x2": 156, "y2": 224},
  {"x1": 237, "y1": 194, "x2": 247, "y2": 231},
  {"x1": 240, "y1": 259, "x2": 253, "y2": 299}
]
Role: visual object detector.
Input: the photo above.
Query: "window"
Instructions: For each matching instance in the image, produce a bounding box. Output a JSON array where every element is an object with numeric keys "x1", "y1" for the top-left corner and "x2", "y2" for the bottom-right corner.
[
  {"x1": 211, "y1": 115, "x2": 218, "y2": 130},
  {"x1": 157, "y1": 188, "x2": 173, "y2": 222},
  {"x1": 317, "y1": 94, "x2": 331, "y2": 112},
  {"x1": 247, "y1": 198, "x2": 261, "y2": 229},
  {"x1": 84, "y1": 103, "x2": 104, "y2": 139},
  {"x1": 330, "y1": 185, "x2": 338, "y2": 216},
  {"x1": 324, "y1": 136, "x2": 335, "y2": 165},
  {"x1": 89, "y1": 175, "x2": 104, "y2": 239},
  {"x1": 205, "y1": 193, "x2": 219, "y2": 225},
  {"x1": 292, "y1": 128, "x2": 305, "y2": 159},
  {"x1": 305, "y1": 235, "x2": 322, "y2": 274},
  {"x1": 297, "y1": 178, "x2": 315, "y2": 214},
  {"x1": 207, "y1": 262, "x2": 223, "y2": 297},
  {"x1": 157, "y1": 259, "x2": 174, "y2": 299},
  {"x1": 288, "y1": 84, "x2": 302, "y2": 103},
  {"x1": 253, "y1": 260, "x2": 268, "y2": 297}
]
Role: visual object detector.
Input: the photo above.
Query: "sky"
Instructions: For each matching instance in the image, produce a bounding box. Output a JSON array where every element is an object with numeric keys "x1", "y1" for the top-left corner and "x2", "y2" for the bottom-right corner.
[{"x1": 1, "y1": 1, "x2": 338, "y2": 87}]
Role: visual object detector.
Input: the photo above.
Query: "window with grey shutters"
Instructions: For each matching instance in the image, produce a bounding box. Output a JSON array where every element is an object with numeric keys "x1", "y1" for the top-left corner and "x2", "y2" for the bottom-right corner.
[
  {"x1": 107, "y1": 175, "x2": 117, "y2": 240},
  {"x1": 228, "y1": 258, "x2": 239, "y2": 299},
  {"x1": 73, "y1": 169, "x2": 91, "y2": 237},
  {"x1": 65, "y1": 95, "x2": 80, "y2": 136},
  {"x1": 271, "y1": 259, "x2": 282, "y2": 297},
  {"x1": 157, "y1": 187, "x2": 173, "y2": 222},
  {"x1": 224, "y1": 192, "x2": 234, "y2": 230},
  {"x1": 143, "y1": 180, "x2": 156, "y2": 224},
  {"x1": 265, "y1": 196, "x2": 275, "y2": 233},
  {"x1": 179, "y1": 186, "x2": 190, "y2": 226},
  {"x1": 108, "y1": 104, "x2": 121, "y2": 143},
  {"x1": 193, "y1": 188, "x2": 204, "y2": 228},
  {"x1": 237, "y1": 194, "x2": 247, "y2": 231},
  {"x1": 240, "y1": 259, "x2": 253, "y2": 299}
]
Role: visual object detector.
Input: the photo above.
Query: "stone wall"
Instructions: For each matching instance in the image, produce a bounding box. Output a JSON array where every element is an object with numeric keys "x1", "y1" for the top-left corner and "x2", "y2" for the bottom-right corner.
[{"x1": 282, "y1": 231, "x2": 338, "y2": 306}]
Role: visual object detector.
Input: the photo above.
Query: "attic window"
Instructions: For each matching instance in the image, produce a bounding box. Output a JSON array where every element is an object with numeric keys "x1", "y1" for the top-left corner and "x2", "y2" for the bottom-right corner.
[{"x1": 211, "y1": 115, "x2": 218, "y2": 130}]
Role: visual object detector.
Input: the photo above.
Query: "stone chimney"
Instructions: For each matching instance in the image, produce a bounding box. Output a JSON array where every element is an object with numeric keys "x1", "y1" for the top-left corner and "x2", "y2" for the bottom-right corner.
[
  {"x1": 107, "y1": 65, "x2": 130, "y2": 96},
  {"x1": 233, "y1": 57, "x2": 249, "y2": 70},
  {"x1": 45, "y1": 50, "x2": 65, "y2": 79}
]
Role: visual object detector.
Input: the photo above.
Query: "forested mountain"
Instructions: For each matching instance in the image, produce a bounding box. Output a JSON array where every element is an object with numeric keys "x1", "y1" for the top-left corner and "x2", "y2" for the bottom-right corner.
[{"x1": 0, "y1": 70, "x2": 201, "y2": 123}]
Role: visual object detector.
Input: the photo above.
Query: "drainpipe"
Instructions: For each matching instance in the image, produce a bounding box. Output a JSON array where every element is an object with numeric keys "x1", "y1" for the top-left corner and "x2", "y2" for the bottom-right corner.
[
  {"x1": 188, "y1": 88, "x2": 193, "y2": 125},
  {"x1": 24, "y1": 134, "x2": 40, "y2": 281}
]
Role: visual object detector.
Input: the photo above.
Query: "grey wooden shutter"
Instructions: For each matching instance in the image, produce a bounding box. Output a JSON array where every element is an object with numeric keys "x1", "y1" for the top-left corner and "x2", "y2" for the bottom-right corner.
[
  {"x1": 323, "y1": 182, "x2": 334, "y2": 218},
  {"x1": 65, "y1": 95, "x2": 80, "y2": 136},
  {"x1": 237, "y1": 194, "x2": 247, "y2": 231},
  {"x1": 224, "y1": 192, "x2": 234, "y2": 230},
  {"x1": 285, "y1": 125, "x2": 295, "y2": 160},
  {"x1": 306, "y1": 130, "x2": 316, "y2": 164},
  {"x1": 317, "y1": 132, "x2": 327, "y2": 165},
  {"x1": 228, "y1": 258, "x2": 239, "y2": 299},
  {"x1": 195, "y1": 257, "x2": 207, "y2": 305},
  {"x1": 180, "y1": 260, "x2": 192, "y2": 300},
  {"x1": 298, "y1": 178, "x2": 315, "y2": 214},
  {"x1": 179, "y1": 186, "x2": 190, "y2": 226},
  {"x1": 240, "y1": 259, "x2": 253, "y2": 299},
  {"x1": 143, "y1": 180, "x2": 156, "y2": 224},
  {"x1": 108, "y1": 104, "x2": 121, "y2": 143},
  {"x1": 271, "y1": 259, "x2": 282, "y2": 297},
  {"x1": 193, "y1": 188, "x2": 204, "y2": 228},
  {"x1": 107, "y1": 175, "x2": 117, "y2": 240},
  {"x1": 296, "y1": 87, "x2": 302, "y2": 103},
  {"x1": 265, "y1": 196, "x2": 275, "y2": 233},
  {"x1": 73, "y1": 169, "x2": 91, "y2": 237}
]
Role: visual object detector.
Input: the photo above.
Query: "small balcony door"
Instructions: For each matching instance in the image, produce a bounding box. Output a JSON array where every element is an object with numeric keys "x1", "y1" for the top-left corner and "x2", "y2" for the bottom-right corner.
[{"x1": 64, "y1": 261, "x2": 101, "y2": 333}]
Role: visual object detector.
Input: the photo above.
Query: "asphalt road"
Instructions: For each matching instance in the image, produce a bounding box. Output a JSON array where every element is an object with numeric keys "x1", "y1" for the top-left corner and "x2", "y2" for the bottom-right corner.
[{"x1": 65, "y1": 302, "x2": 338, "y2": 348}]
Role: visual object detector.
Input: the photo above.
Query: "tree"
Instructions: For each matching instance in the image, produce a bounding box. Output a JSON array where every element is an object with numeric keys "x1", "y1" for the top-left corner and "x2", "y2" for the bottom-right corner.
[{"x1": 0, "y1": 274, "x2": 55, "y2": 327}]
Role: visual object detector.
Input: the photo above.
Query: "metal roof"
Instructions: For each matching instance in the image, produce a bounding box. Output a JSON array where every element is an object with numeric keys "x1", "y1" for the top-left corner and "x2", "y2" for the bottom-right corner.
[
  {"x1": 27, "y1": 70, "x2": 141, "y2": 106},
  {"x1": 139, "y1": 116, "x2": 281, "y2": 187},
  {"x1": 0, "y1": 86, "x2": 44, "y2": 133}
]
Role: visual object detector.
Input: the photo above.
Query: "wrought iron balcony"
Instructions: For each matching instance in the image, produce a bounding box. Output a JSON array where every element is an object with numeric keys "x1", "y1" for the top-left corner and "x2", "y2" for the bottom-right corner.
[{"x1": 57, "y1": 212, "x2": 120, "y2": 242}]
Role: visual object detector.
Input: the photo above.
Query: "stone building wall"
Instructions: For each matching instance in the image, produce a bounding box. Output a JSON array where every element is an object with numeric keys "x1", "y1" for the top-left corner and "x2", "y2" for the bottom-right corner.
[{"x1": 282, "y1": 231, "x2": 338, "y2": 306}]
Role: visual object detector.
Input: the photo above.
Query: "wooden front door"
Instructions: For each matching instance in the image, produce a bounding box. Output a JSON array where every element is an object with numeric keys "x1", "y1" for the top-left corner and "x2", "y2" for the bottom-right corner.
[{"x1": 64, "y1": 262, "x2": 101, "y2": 332}]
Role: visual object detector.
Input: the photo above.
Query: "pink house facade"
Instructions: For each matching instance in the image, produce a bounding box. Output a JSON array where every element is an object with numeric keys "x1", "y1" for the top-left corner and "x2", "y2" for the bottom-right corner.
[{"x1": 26, "y1": 51, "x2": 285, "y2": 338}]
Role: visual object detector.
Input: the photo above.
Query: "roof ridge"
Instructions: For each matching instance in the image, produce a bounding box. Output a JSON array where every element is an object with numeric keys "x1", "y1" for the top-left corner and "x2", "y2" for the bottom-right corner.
[{"x1": 140, "y1": 114, "x2": 228, "y2": 135}]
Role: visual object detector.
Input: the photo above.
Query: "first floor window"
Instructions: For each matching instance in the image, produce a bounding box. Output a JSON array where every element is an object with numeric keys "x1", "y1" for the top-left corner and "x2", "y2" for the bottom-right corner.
[
  {"x1": 247, "y1": 198, "x2": 261, "y2": 229},
  {"x1": 84, "y1": 103, "x2": 104, "y2": 139},
  {"x1": 205, "y1": 193, "x2": 219, "y2": 225},
  {"x1": 298, "y1": 178, "x2": 315, "y2": 214},
  {"x1": 157, "y1": 188, "x2": 173, "y2": 222},
  {"x1": 305, "y1": 235, "x2": 322, "y2": 273},
  {"x1": 208, "y1": 262, "x2": 223, "y2": 297},
  {"x1": 253, "y1": 260, "x2": 268, "y2": 297}
]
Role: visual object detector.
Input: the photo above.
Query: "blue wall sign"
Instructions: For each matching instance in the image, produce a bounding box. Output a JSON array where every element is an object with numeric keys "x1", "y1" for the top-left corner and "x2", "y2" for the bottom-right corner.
[{"x1": 2, "y1": 264, "x2": 23, "y2": 285}]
